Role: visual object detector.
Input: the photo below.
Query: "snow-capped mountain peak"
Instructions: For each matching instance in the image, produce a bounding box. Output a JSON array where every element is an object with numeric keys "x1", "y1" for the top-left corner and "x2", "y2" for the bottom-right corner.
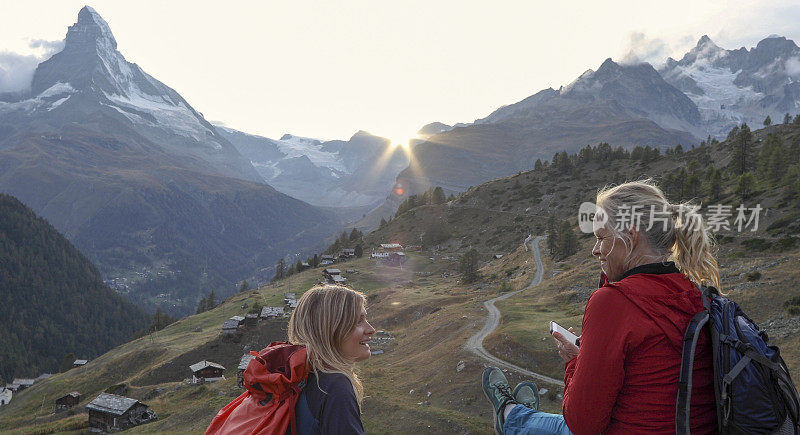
[
  {"x1": 2, "y1": 7, "x2": 262, "y2": 182},
  {"x1": 660, "y1": 35, "x2": 800, "y2": 137}
]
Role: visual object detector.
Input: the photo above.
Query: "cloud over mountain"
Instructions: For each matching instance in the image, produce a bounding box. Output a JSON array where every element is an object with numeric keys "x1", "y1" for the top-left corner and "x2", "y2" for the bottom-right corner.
[{"x1": 0, "y1": 39, "x2": 63, "y2": 93}]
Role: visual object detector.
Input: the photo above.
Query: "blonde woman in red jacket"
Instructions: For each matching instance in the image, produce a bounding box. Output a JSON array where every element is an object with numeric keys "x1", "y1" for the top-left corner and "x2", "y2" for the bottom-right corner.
[{"x1": 482, "y1": 180, "x2": 718, "y2": 434}]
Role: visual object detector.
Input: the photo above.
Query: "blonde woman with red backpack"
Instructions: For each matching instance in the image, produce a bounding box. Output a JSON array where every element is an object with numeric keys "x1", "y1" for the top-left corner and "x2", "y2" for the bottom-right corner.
[{"x1": 206, "y1": 285, "x2": 375, "y2": 434}]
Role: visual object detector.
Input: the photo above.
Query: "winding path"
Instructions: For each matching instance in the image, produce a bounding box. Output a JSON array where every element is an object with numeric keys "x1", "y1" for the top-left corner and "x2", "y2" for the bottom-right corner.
[{"x1": 464, "y1": 235, "x2": 565, "y2": 387}]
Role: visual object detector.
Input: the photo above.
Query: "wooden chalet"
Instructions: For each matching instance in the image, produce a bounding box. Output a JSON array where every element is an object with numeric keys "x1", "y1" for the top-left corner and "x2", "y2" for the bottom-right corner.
[
  {"x1": 320, "y1": 254, "x2": 335, "y2": 262},
  {"x1": 237, "y1": 354, "x2": 256, "y2": 387},
  {"x1": 330, "y1": 274, "x2": 347, "y2": 284},
  {"x1": 379, "y1": 243, "x2": 403, "y2": 252},
  {"x1": 370, "y1": 251, "x2": 390, "y2": 259},
  {"x1": 381, "y1": 252, "x2": 407, "y2": 267},
  {"x1": 222, "y1": 315, "x2": 245, "y2": 334},
  {"x1": 12, "y1": 378, "x2": 34, "y2": 391},
  {"x1": 260, "y1": 306, "x2": 284, "y2": 319},
  {"x1": 73, "y1": 359, "x2": 88, "y2": 368},
  {"x1": 189, "y1": 360, "x2": 225, "y2": 383},
  {"x1": 243, "y1": 313, "x2": 258, "y2": 328},
  {"x1": 300, "y1": 262, "x2": 310, "y2": 270},
  {"x1": 55, "y1": 392, "x2": 80, "y2": 412},
  {"x1": 86, "y1": 392, "x2": 156, "y2": 432},
  {"x1": 322, "y1": 268, "x2": 341, "y2": 281}
]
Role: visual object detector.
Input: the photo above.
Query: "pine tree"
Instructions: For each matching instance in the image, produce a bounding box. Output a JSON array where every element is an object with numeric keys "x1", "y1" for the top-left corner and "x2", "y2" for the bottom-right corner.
[
  {"x1": 379, "y1": 218, "x2": 388, "y2": 229},
  {"x1": 207, "y1": 290, "x2": 217, "y2": 310},
  {"x1": 432, "y1": 186, "x2": 446, "y2": 204},
  {"x1": 354, "y1": 244, "x2": 363, "y2": 258},
  {"x1": 239, "y1": 280, "x2": 249, "y2": 293},
  {"x1": 557, "y1": 221, "x2": 578, "y2": 259},
  {"x1": 311, "y1": 254, "x2": 319, "y2": 267},
  {"x1": 272, "y1": 259, "x2": 286, "y2": 281},
  {"x1": 708, "y1": 168, "x2": 722, "y2": 200},
  {"x1": 784, "y1": 113, "x2": 791, "y2": 124},
  {"x1": 534, "y1": 158, "x2": 543, "y2": 171},
  {"x1": 727, "y1": 125, "x2": 740, "y2": 142},
  {"x1": 734, "y1": 172, "x2": 755, "y2": 201},
  {"x1": 764, "y1": 115, "x2": 772, "y2": 126},
  {"x1": 349, "y1": 228, "x2": 361, "y2": 241},
  {"x1": 794, "y1": 114, "x2": 800, "y2": 125},
  {"x1": 686, "y1": 173, "x2": 701, "y2": 199},
  {"x1": 759, "y1": 134, "x2": 786, "y2": 186},
  {"x1": 783, "y1": 164, "x2": 800, "y2": 201},
  {"x1": 196, "y1": 296, "x2": 207, "y2": 314},
  {"x1": 731, "y1": 123, "x2": 754, "y2": 175},
  {"x1": 458, "y1": 248, "x2": 480, "y2": 283}
]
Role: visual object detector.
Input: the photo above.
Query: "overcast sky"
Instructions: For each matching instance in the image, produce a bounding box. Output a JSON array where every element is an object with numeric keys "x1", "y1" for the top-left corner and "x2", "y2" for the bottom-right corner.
[{"x1": 2, "y1": 1, "x2": 800, "y2": 144}]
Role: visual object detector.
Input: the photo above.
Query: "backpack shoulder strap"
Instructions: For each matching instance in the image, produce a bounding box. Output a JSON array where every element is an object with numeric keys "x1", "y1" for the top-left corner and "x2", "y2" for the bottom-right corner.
[{"x1": 676, "y1": 297, "x2": 710, "y2": 434}]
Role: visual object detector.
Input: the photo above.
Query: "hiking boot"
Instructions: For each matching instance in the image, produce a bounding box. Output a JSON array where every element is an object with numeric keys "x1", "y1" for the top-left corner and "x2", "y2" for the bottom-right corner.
[
  {"x1": 513, "y1": 381, "x2": 540, "y2": 411},
  {"x1": 482, "y1": 367, "x2": 517, "y2": 434}
]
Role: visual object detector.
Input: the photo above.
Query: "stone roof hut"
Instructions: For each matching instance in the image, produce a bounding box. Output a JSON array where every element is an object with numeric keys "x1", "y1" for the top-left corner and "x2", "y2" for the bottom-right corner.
[{"x1": 86, "y1": 392, "x2": 156, "y2": 432}]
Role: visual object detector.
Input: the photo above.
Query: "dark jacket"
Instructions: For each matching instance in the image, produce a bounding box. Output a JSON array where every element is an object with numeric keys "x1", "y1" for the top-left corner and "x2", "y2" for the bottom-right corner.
[
  {"x1": 296, "y1": 371, "x2": 365, "y2": 435},
  {"x1": 563, "y1": 262, "x2": 717, "y2": 434}
]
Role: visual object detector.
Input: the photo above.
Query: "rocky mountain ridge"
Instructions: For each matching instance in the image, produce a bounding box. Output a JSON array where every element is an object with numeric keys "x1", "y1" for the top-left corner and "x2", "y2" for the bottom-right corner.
[{"x1": 216, "y1": 126, "x2": 408, "y2": 209}]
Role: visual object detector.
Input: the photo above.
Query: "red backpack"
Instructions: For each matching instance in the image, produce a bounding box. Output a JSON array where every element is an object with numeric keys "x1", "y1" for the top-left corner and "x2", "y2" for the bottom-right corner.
[{"x1": 205, "y1": 342, "x2": 309, "y2": 435}]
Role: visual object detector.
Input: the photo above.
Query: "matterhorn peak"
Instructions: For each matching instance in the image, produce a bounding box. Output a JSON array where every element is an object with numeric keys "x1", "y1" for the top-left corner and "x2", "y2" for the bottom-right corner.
[{"x1": 67, "y1": 6, "x2": 117, "y2": 51}]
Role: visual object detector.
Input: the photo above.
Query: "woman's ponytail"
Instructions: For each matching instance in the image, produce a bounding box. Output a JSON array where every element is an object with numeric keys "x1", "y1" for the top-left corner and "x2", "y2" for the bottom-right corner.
[
  {"x1": 596, "y1": 180, "x2": 721, "y2": 290},
  {"x1": 671, "y1": 203, "x2": 720, "y2": 289}
]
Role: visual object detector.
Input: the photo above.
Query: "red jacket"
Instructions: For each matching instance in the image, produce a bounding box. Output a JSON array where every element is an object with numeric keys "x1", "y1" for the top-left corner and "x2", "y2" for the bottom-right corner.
[{"x1": 562, "y1": 263, "x2": 717, "y2": 434}]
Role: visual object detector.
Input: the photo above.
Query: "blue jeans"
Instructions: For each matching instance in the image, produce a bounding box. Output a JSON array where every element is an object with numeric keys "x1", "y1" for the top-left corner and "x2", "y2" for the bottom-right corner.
[{"x1": 503, "y1": 405, "x2": 574, "y2": 435}]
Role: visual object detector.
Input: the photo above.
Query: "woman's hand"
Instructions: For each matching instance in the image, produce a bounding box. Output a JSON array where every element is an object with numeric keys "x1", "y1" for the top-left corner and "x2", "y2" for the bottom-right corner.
[{"x1": 552, "y1": 327, "x2": 580, "y2": 363}]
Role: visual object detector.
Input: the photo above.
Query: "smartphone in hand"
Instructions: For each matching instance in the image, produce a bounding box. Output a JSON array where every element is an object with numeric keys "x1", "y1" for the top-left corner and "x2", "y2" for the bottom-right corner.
[{"x1": 550, "y1": 321, "x2": 580, "y2": 347}]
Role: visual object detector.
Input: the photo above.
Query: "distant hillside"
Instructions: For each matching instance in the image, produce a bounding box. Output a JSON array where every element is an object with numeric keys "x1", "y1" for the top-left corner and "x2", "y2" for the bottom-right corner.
[{"x1": 0, "y1": 194, "x2": 149, "y2": 383}]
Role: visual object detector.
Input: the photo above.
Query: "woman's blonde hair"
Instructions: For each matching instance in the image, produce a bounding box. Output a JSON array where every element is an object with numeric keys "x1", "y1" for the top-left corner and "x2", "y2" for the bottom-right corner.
[
  {"x1": 595, "y1": 179, "x2": 720, "y2": 289},
  {"x1": 287, "y1": 285, "x2": 367, "y2": 403}
]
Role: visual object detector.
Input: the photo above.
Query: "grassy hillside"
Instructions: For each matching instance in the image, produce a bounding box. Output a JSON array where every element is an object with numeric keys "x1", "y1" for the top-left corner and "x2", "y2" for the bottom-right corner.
[{"x1": 2, "y1": 122, "x2": 799, "y2": 433}]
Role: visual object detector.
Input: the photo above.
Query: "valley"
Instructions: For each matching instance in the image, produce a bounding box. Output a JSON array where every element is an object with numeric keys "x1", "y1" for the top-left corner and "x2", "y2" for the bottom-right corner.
[{"x1": 3, "y1": 121, "x2": 800, "y2": 433}]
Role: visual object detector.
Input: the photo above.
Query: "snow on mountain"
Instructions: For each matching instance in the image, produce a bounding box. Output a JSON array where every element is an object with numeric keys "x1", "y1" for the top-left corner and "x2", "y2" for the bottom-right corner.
[
  {"x1": 215, "y1": 125, "x2": 408, "y2": 208},
  {"x1": 1, "y1": 6, "x2": 261, "y2": 181},
  {"x1": 661, "y1": 35, "x2": 800, "y2": 137},
  {"x1": 277, "y1": 134, "x2": 346, "y2": 172},
  {"x1": 0, "y1": 82, "x2": 75, "y2": 114}
]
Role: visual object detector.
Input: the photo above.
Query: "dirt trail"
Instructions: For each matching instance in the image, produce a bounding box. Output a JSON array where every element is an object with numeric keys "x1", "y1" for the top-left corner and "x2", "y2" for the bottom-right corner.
[{"x1": 464, "y1": 235, "x2": 565, "y2": 387}]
